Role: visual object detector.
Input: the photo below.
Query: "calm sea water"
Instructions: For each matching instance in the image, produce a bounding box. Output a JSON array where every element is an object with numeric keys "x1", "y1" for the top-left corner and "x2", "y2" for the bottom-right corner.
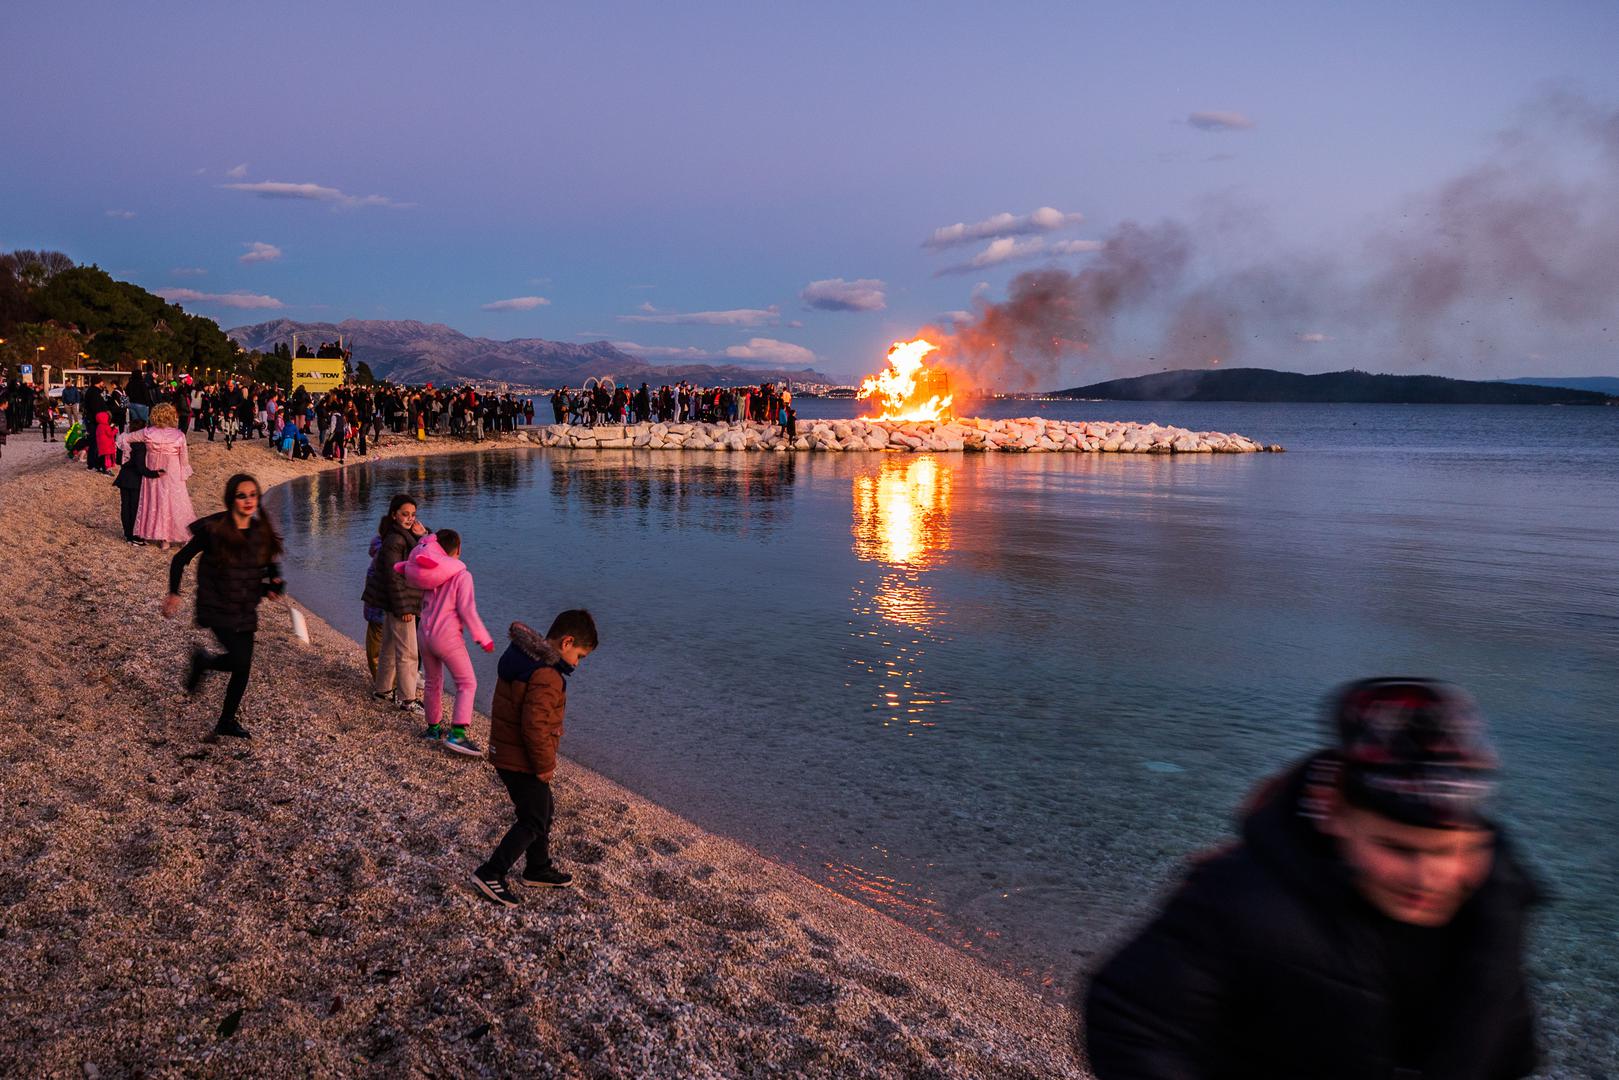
[{"x1": 269, "y1": 401, "x2": 1619, "y2": 1071}]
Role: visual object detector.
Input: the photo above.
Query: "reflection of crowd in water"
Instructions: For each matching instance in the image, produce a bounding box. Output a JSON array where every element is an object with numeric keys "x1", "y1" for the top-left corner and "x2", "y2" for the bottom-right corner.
[
  {"x1": 549, "y1": 381, "x2": 796, "y2": 434},
  {"x1": 549, "y1": 455, "x2": 797, "y2": 534}
]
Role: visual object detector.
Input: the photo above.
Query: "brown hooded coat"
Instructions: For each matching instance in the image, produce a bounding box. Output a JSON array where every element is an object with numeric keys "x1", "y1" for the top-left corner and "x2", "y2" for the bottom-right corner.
[{"x1": 488, "y1": 621, "x2": 567, "y2": 780}]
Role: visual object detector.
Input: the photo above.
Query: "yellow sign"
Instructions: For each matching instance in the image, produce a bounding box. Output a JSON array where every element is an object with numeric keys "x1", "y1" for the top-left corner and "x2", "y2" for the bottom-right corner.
[{"x1": 290, "y1": 358, "x2": 345, "y2": 395}]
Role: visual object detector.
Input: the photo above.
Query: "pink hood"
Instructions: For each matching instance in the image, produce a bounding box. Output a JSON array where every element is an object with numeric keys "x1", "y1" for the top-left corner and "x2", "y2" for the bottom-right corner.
[
  {"x1": 397, "y1": 533, "x2": 492, "y2": 648},
  {"x1": 396, "y1": 533, "x2": 466, "y2": 590}
]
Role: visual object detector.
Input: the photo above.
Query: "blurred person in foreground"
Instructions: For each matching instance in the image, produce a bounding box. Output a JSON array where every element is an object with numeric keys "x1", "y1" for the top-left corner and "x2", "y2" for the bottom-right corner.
[{"x1": 1080, "y1": 678, "x2": 1542, "y2": 1079}]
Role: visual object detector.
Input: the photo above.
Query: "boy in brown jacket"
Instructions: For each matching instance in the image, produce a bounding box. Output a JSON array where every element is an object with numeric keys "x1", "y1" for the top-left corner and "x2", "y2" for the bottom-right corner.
[{"x1": 472, "y1": 610, "x2": 597, "y2": 906}]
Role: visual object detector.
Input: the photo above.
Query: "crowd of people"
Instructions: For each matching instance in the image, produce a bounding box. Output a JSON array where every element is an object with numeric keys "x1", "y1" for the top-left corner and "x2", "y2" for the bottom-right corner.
[
  {"x1": 0, "y1": 360, "x2": 1552, "y2": 1077},
  {"x1": 5, "y1": 368, "x2": 809, "y2": 470},
  {"x1": 548, "y1": 380, "x2": 797, "y2": 434}
]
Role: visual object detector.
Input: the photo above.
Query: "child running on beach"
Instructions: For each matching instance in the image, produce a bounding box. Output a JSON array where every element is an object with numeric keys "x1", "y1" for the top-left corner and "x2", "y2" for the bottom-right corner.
[
  {"x1": 163, "y1": 473, "x2": 285, "y2": 740},
  {"x1": 394, "y1": 528, "x2": 494, "y2": 755},
  {"x1": 471, "y1": 610, "x2": 597, "y2": 905}
]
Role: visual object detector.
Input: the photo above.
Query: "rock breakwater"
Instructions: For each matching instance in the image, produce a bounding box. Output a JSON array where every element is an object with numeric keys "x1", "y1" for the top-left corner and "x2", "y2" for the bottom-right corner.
[{"x1": 519, "y1": 417, "x2": 1282, "y2": 453}]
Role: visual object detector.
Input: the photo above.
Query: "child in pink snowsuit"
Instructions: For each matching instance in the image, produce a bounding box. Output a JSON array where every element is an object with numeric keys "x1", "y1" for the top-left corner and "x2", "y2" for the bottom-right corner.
[
  {"x1": 396, "y1": 528, "x2": 494, "y2": 756},
  {"x1": 92, "y1": 411, "x2": 117, "y2": 473}
]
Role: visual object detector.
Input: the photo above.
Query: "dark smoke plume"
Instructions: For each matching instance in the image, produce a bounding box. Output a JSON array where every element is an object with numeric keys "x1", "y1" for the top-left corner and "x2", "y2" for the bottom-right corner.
[
  {"x1": 937, "y1": 221, "x2": 1192, "y2": 390},
  {"x1": 941, "y1": 89, "x2": 1619, "y2": 388}
]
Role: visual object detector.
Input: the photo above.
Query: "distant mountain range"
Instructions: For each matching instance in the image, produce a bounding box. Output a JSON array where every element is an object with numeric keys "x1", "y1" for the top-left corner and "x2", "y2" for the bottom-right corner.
[
  {"x1": 1052, "y1": 368, "x2": 1616, "y2": 405},
  {"x1": 225, "y1": 319, "x2": 834, "y2": 388}
]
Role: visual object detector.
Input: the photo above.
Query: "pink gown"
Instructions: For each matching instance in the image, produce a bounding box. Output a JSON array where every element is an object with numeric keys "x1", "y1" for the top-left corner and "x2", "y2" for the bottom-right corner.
[{"x1": 125, "y1": 426, "x2": 196, "y2": 543}]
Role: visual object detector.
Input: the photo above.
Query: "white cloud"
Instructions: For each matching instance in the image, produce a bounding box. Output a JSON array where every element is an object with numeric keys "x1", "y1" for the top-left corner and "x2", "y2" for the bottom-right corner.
[
  {"x1": 1188, "y1": 110, "x2": 1255, "y2": 132},
  {"x1": 612, "y1": 336, "x2": 817, "y2": 367},
  {"x1": 226, "y1": 163, "x2": 249, "y2": 179},
  {"x1": 938, "y1": 310, "x2": 974, "y2": 325},
  {"x1": 924, "y1": 206, "x2": 1084, "y2": 250},
  {"x1": 220, "y1": 180, "x2": 410, "y2": 208},
  {"x1": 239, "y1": 241, "x2": 282, "y2": 264},
  {"x1": 482, "y1": 295, "x2": 551, "y2": 311},
  {"x1": 800, "y1": 277, "x2": 887, "y2": 312},
  {"x1": 156, "y1": 288, "x2": 283, "y2": 310},
  {"x1": 936, "y1": 235, "x2": 1102, "y2": 275},
  {"x1": 611, "y1": 340, "x2": 714, "y2": 360},
  {"x1": 170, "y1": 267, "x2": 208, "y2": 277},
  {"x1": 724, "y1": 337, "x2": 816, "y2": 365},
  {"x1": 619, "y1": 304, "x2": 780, "y2": 327},
  {"x1": 1297, "y1": 331, "x2": 1330, "y2": 343},
  {"x1": 105, "y1": 209, "x2": 136, "y2": 220}
]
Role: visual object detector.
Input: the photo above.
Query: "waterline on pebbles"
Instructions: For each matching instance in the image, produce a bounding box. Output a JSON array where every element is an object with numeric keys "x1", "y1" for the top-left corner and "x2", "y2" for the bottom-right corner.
[{"x1": 520, "y1": 417, "x2": 1283, "y2": 454}]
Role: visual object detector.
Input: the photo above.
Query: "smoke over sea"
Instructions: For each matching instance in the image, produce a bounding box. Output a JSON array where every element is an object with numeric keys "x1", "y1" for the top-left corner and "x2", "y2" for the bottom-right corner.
[{"x1": 934, "y1": 90, "x2": 1619, "y2": 390}]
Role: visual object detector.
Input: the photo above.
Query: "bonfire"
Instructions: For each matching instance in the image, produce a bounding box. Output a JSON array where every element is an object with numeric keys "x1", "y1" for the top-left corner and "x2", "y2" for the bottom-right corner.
[{"x1": 859, "y1": 338, "x2": 954, "y2": 423}]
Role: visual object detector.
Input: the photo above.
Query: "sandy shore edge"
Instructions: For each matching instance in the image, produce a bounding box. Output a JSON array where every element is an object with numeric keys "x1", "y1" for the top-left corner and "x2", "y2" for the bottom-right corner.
[{"x1": 0, "y1": 430, "x2": 1087, "y2": 1078}]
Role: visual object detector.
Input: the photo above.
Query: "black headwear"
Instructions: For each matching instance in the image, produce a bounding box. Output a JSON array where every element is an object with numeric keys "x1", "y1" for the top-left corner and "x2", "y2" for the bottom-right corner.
[{"x1": 1330, "y1": 677, "x2": 1497, "y2": 829}]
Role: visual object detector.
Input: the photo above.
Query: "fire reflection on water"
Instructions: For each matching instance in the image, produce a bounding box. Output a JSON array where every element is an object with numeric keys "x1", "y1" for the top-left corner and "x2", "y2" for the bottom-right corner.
[
  {"x1": 849, "y1": 456, "x2": 955, "y2": 733},
  {"x1": 852, "y1": 454, "x2": 951, "y2": 570}
]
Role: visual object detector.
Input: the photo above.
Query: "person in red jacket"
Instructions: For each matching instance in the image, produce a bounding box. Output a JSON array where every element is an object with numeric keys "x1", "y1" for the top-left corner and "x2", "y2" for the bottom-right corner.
[
  {"x1": 471, "y1": 610, "x2": 597, "y2": 906},
  {"x1": 91, "y1": 410, "x2": 117, "y2": 473}
]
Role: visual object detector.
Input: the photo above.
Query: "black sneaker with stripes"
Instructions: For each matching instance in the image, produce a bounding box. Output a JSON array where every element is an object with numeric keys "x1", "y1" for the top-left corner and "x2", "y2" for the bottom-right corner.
[
  {"x1": 518, "y1": 866, "x2": 573, "y2": 889},
  {"x1": 470, "y1": 869, "x2": 518, "y2": 907}
]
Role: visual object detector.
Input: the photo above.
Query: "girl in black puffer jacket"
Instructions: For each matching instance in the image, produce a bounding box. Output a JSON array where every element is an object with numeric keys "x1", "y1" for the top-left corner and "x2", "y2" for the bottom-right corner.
[{"x1": 164, "y1": 473, "x2": 285, "y2": 739}]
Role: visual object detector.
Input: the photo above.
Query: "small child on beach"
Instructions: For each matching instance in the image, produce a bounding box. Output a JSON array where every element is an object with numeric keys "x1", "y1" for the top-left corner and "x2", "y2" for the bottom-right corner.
[
  {"x1": 113, "y1": 417, "x2": 166, "y2": 545},
  {"x1": 362, "y1": 533, "x2": 386, "y2": 679},
  {"x1": 394, "y1": 528, "x2": 495, "y2": 755},
  {"x1": 92, "y1": 411, "x2": 117, "y2": 473},
  {"x1": 471, "y1": 610, "x2": 597, "y2": 906}
]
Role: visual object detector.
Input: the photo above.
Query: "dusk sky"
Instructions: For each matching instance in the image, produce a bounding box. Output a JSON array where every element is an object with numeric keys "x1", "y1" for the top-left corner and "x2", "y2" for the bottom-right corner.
[{"x1": 7, "y1": 1, "x2": 1619, "y2": 384}]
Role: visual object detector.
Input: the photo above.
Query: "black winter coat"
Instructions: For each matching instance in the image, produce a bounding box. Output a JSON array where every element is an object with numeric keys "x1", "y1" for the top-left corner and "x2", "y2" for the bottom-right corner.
[
  {"x1": 1081, "y1": 755, "x2": 1540, "y2": 1080},
  {"x1": 169, "y1": 512, "x2": 284, "y2": 633},
  {"x1": 359, "y1": 520, "x2": 424, "y2": 617},
  {"x1": 114, "y1": 440, "x2": 162, "y2": 490}
]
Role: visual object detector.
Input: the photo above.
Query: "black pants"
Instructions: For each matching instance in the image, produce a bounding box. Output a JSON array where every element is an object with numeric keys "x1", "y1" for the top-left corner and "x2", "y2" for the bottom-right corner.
[
  {"x1": 200, "y1": 627, "x2": 255, "y2": 726},
  {"x1": 482, "y1": 770, "x2": 555, "y2": 877},
  {"x1": 119, "y1": 486, "x2": 140, "y2": 540}
]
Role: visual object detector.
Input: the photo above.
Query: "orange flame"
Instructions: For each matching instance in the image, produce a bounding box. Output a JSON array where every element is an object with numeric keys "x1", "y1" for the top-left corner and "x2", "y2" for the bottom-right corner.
[{"x1": 858, "y1": 338, "x2": 954, "y2": 422}]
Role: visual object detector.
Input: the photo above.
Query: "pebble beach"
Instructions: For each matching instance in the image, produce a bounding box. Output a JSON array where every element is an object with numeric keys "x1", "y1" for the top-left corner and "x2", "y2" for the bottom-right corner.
[{"x1": 0, "y1": 428, "x2": 1089, "y2": 1078}]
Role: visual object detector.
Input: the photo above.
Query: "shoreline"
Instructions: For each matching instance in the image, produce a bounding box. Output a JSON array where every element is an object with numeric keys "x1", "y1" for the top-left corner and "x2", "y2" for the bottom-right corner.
[{"x1": 0, "y1": 429, "x2": 1088, "y2": 1077}]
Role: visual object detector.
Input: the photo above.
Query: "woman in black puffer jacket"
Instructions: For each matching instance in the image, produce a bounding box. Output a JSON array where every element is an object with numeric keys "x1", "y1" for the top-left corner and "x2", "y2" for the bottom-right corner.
[
  {"x1": 164, "y1": 472, "x2": 284, "y2": 739},
  {"x1": 360, "y1": 493, "x2": 427, "y2": 712}
]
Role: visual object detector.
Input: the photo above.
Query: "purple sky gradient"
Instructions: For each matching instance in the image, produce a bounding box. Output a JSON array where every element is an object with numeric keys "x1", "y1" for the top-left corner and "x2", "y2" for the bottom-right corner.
[{"x1": 5, "y1": 1, "x2": 1617, "y2": 383}]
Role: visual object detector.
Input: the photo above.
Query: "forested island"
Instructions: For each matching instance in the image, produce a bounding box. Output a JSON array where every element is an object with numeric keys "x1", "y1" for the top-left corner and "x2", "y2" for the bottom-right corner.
[{"x1": 1053, "y1": 367, "x2": 1616, "y2": 405}]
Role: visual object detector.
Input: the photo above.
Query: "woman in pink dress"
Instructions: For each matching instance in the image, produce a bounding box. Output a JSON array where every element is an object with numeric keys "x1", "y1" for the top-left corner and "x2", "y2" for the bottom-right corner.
[{"x1": 125, "y1": 402, "x2": 196, "y2": 549}]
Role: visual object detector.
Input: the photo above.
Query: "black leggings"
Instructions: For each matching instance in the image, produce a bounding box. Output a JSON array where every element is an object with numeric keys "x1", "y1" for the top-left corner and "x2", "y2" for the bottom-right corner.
[
  {"x1": 201, "y1": 628, "x2": 256, "y2": 726},
  {"x1": 119, "y1": 487, "x2": 140, "y2": 541}
]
